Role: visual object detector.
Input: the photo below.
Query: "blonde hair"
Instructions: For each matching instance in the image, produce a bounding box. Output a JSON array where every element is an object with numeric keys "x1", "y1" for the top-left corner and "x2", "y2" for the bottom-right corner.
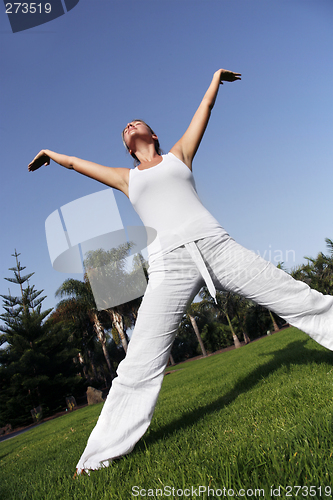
[{"x1": 122, "y1": 120, "x2": 162, "y2": 166}]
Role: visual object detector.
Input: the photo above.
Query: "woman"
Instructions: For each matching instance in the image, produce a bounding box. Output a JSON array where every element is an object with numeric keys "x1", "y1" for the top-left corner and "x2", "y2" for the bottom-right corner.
[{"x1": 28, "y1": 69, "x2": 333, "y2": 475}]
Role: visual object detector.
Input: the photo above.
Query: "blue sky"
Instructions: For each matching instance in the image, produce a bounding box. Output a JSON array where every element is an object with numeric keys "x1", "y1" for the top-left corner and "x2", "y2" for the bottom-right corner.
[{"x1": 1, "y1": 0, "x2": 332, "y2": 322}]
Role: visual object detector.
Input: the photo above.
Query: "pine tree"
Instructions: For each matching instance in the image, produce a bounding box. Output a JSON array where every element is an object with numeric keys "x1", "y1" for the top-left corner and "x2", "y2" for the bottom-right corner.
[{"x1": 0, "y1": 251, "x2": 81, "y2": 427}]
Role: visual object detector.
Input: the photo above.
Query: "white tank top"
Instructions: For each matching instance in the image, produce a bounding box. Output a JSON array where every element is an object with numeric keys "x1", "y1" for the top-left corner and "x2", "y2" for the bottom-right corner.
[{"x1": 128, "y1": 152, "x2": 228, "y2": 264}]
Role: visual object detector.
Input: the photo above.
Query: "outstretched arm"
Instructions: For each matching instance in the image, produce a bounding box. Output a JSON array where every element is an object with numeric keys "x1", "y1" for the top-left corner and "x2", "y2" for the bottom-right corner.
[
  {"x1": 28, "y1": 149, "x2": 130, "y2": 196},
  {"x1": 170, "y1": 69, "x2": 241, "y2": 170}
]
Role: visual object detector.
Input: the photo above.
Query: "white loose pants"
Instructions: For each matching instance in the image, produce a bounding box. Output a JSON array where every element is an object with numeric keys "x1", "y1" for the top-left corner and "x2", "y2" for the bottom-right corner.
[{"x1": 76, "y1": 233, "x2": 333, "y2": 473}]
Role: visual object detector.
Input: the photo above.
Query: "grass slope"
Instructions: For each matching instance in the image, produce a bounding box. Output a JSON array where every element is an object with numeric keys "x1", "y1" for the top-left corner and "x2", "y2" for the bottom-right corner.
[{"x1": 1, "y1": 327, "x2": 333, "y2": 499}]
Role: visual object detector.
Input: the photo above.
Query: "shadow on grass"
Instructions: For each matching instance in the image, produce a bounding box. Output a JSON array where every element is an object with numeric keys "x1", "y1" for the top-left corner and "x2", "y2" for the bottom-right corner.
[{"x1": 139, "y1": 338, "x2": 333, "y2": 449}]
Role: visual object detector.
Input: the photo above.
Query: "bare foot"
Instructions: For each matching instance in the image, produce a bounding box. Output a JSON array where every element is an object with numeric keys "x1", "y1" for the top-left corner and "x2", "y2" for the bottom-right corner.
[{"x1": 73, "y1": 468, "x2": 88, "y2": 479}]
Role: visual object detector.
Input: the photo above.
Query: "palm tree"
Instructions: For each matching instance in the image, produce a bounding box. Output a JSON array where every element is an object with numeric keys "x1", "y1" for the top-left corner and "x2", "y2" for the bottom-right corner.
[
  {"x1": 105, "y1": 307, "x2": 128, "y2": 352},
  {"x1": 168, "y1": 353, "x2": 176, "y2": 366},
  {"x1": 83, "y1": 245, "x2": 147, "y2": 353},
  {"x1": 268, "y1": 310, "x2": 280, "y2": 332},
  {"x1": 55, "y1": 277, "x2": 116, "y2": 380},
  {"x1": 292, "y1": 238, "x2": 333, "y2": 295},
  {"x1": 187, "y1": 302, "x2": 207, "y2": 357},
  {"x1": 49, "y1": 297, "x2": 97, "y2": 382},
  {"x1": 243, "y1": 332, "x2": 251, "y2": 344},
  {"x1": 199, "y1": 287, "x2": 242, "y2": 348}
]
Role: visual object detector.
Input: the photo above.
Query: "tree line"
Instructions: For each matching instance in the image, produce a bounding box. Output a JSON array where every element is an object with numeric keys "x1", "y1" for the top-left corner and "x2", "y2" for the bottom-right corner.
[{"x1": 1, "y1": 238, "x2": 332, "y2": 428}]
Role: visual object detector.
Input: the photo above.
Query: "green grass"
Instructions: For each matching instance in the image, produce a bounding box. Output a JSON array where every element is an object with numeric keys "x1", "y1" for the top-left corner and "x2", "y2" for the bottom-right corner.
[{"x1": 1, "y1": 327, "x2": 333, "y2": 499}]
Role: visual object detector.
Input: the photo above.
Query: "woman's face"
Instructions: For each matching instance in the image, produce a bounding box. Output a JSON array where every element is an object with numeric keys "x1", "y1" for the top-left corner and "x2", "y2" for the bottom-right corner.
[
  {"x1": 122, "y1": 120, "x2": 157, "y2": 150},
  {"x1": 123, "y1": 121, "x2": 151, "y2": 149}
]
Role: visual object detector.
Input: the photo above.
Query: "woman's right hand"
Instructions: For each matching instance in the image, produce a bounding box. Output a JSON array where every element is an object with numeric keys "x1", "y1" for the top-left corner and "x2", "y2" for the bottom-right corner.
[{"x1": 28, "y1": 150, "x2": 50, "y2": 171}]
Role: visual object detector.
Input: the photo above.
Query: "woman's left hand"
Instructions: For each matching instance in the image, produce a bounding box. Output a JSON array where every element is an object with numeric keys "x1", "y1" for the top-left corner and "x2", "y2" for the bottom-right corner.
[{"x1": 215, "y1": 69, "x2": 241, "y2": 83}]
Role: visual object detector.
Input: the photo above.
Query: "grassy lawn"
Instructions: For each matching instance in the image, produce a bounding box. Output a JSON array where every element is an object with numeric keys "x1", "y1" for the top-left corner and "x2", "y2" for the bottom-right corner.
[{"x1": 1, "y1": 327, "x2": 333, "y2": 499}]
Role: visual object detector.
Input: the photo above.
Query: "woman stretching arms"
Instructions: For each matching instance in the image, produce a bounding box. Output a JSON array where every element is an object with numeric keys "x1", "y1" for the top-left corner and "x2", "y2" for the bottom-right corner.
[{"x1": 29, "y1": 69, "x2": 333, "y2": 475}]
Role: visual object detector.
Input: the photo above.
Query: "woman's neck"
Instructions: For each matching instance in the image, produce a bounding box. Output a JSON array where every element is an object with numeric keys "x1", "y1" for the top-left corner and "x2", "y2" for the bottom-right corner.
[{"x1": 135, "y1": 143, "x2": 160, "y2": 165}]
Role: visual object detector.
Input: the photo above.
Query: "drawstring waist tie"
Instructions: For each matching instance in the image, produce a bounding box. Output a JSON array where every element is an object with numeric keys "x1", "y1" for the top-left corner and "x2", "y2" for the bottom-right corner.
[{"x1": 184, "y1": 241, "x2": 217, "y2": 304}]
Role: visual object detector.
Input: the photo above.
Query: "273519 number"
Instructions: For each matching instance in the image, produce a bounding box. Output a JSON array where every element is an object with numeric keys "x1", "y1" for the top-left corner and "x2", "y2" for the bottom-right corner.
[
  {"x1": 285, "y1": 485, "x2": 332, "y2": 497},
  {"x1": 5, "y1": 3, "x2": 52, "y2": 14}
]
